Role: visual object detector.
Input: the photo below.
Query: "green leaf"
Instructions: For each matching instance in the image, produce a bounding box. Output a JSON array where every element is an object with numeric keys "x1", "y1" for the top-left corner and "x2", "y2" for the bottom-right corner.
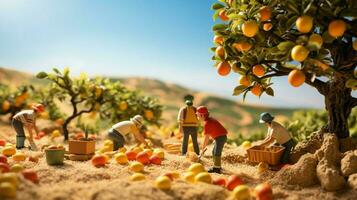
[
  {"x1": 286, "y1": 15, "x2": 298, "y2": 30},
  {"x1": 233, "y1": 85, "x2": 247, "y2": 96},
  {"x1": 346, "y1": 79, "x2": 357, "y2": 89},
  {"x1": 228, "y1": 13, "x2": 245, "y2": 20},
  {"x1": 265, "y1": 87, "x2": 274, "y2": 96},
  {"x1": 63, "y1": 67, "x2": 70, "y2": 76},
  {"x1": 322, "y1": 31, "x2": 335, "y2": 44},
  {"x1": 213, "y1": 9, "x2": 221, "y2": 21},
  {"x1": 277, "y1": 41, "x2": 295, "y2": 51},
  {"x1": 53, "y1": 68, "x2": 61, "y2": 74},
  {"x1": 286, "y1": 1, "x2": 300, "y2": 14},
  {"x1": 303, "y1": 1, "x2": 314, "y2": 14},
  {"x1": 212, "y1": 24, "x2": 228, "y2": 31},
  {"x1": 211, "y1": 3, "x2": 225, "y2": 10},
  {"x1": 242, "y1": 90, "x2": 249, "y2": 102},
  {"x1": 36, "y1": 72, "x2": 48, "y2": 79}
]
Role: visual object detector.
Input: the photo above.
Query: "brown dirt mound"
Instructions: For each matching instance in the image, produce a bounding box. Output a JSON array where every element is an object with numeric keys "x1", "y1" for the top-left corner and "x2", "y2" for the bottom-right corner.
[
  {"x1": 290, "y1": 131, "x2": 324, "y2": 163},
  {"x1": 348, "y1": 173, "x2": 357, "y2": 190},
  {"x1": 271, "y1": 153, "x2": 318, "y2": 188},
  {"x1": 315, "y1": 134, "x2": 346, "y2": 191},
  {"x1": 341, "y1": 150, "x2": 357, "y2": 177}
]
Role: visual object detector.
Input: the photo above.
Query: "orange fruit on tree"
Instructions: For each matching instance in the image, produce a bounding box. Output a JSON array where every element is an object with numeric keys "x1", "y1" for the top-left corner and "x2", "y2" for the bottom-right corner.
[
  {"x1": 213, "y1": 35, "x2": 224, "y2": 45},
  {"x1": 263, "y1": 23, "x2": 272, "y2": 31},
  {"x1": 296, "y1": 15, "x2": 313, "y2": 33},
  {"x1": 219, "y1": 10, "x2": 229, "y2": 21},
  {"x1": 2, "y1": 100, "x2": 10, "y2": 112},
  {"x1": 233, "y1": 42, "x2": 252, "y2": 52},
  {"x1": 288, "y1": 70, "x2": 306, "y2": 87},
  {"x1": 242, "y1": 21, "x2": 259, "y2": 37},
  {"x1": 217, "y1": 62, "x2": 231, "y2": 76},
  {"x1": 251, "y1": 84, "x2": 263, "y2": 96},
  {"x1": 215, "y1": 46, "x2": 225, "y2": 59},
  {"x1": 144, "y1": 110, "x2": 154, "y2": 120},
  {"x1": 252, "y1": 65, "x2": 265, "y2": 77},
  {"x1": 239, "y1": 76, "x2": 251, "y2": 87},
  {"x1": 119, "y1": 101, "x2": 128, "y2": 111},
  {"x1": 259, "y1": 6, "x2": 271, "y2": 22},
  {"x1": 291, "y1": 45, "x2": 309, "y2": 62},
  {"x1": 353, "y1": 40, "x2": 357, "y2": 51},
  {"x1": 328, "y1": 20, "x2": 346, "y2": 38},
  {"x1": 308, "y1": 34, "x2": 323, "y2": 49}
]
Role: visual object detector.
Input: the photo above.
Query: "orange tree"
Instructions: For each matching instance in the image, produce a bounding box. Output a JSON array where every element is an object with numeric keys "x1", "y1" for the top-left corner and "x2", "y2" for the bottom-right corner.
[
  {"x1": 211, "y1": 0, "x2": 357, "y2": 139},
  {"x1": 36, "y1": 68, "x2": 162, "y2": 140},
  {"x1": 0, "y1": 84, "x2": 33, "y2": 119}
]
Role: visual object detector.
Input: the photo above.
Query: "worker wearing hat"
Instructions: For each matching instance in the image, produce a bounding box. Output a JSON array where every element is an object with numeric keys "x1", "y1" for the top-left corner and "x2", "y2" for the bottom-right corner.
[
  {"x1": 108, "y1": 115, "x2": 149, "y2": 151},
  {"x1": 197, "y1": 106, "x2": 228, "y2": 174},
  {"x1": 258, "y1": 112, "x2": 294, "y2": 164},
  {"x1": 12, "y1": 103, "x2": 45, "y2": 150},
  {"x1": 177, "y1": 94, "x2": 200, "y2": 155}
]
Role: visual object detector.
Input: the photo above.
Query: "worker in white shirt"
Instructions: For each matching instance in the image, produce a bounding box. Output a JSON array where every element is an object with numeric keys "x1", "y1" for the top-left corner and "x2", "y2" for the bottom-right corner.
[
  {"x1": 12, "y1": 103, "x2": 45, "y2": 150},
  {"x1": 108, "y1": 115, "x2": 149, "y2": 150},
  {"x1": 258, "y1": 112, "x2": 295, "y2": 164}
]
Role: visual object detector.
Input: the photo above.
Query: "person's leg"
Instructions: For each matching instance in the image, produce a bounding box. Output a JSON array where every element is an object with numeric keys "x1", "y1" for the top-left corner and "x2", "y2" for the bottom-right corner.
[
  {"x1": 108, "y1": 129, "x2": 125, "y2": 151},
  {"x1": 181, "y1": 127, "x2": 190, "y2": 155},
  {"x1": 12, "y1": 119, "x2": 26, "y2": 149},
  {"x1": 280, "y1": 140, "x2": 294, "y2": 164},
  {"x1": 189, "y1": 127, "x2": 200, "y2": 155},
  {"x1": 209, "y1": 135, "x2": 227, "y2": 173}
]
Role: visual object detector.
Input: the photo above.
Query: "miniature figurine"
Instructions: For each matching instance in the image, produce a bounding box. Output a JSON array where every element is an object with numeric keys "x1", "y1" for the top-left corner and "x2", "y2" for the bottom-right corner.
[
  {"x1": 258, "y1": 112, "x2": 295, "y2": 164},
  {"x1": 196, "y1": 106, "x2": 227, "y2": 174},
  {"x1": 177, "y1": 94, "x2": 200, "y2": 155},
  {"x1": 12, "y1": 103, "x2": 45, "y2": 150},
  {"x1": 108, "y1": 115, "x2": 149, "y2": 151}
]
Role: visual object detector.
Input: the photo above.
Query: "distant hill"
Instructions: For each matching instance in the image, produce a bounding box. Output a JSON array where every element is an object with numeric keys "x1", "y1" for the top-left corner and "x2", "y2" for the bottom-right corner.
[{"x1": 0, "y1": 67, "x2": 299, "y2": 136}]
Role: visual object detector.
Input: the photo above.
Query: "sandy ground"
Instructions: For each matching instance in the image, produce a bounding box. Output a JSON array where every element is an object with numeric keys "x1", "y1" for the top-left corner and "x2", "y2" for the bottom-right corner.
[{"x1": 0, "y1": 120, "x2": 356, "y2": 200}]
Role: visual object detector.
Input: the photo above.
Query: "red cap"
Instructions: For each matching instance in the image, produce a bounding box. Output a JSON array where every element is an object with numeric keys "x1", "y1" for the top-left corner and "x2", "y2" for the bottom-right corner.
[
  {"x1": 196, "y1": 106, "x2": 209, "y2": 115},
  {"x1": 32, "y1": 104, "x2": 45, "y2": 113}
]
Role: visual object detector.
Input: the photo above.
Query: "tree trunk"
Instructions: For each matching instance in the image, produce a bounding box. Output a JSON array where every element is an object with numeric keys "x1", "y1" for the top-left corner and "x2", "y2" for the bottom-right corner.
[
  {"x1": 324, "y1": 79, "x2": 353, "y2": 139},
  {"x1": 63, "y1": 120, "x2": 70, "y2": 140}
]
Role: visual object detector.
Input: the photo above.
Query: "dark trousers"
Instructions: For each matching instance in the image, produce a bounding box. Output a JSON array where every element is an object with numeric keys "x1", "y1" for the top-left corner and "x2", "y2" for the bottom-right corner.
[
  {"x1": 182, "y1": 126, "x2": 200, "y2": 155},
  {"x1": 212, "y1": 135, "x2": 227, "y2": 156},
  {"x1": 281, "y1": 139, "x2": 295, "y2": 164},
  {"x1": 212, "y1": 135, "x2": 227, "y2": 168},
  {"x1": 12, "y1": 119, "x2": 26, "y2": 149},
  {"x1": 108, "y1": 129, "x2": 125, "y2": 151}
]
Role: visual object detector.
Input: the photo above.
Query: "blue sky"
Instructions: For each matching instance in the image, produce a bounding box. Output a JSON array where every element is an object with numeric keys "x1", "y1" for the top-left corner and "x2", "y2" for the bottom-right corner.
[{"x1": 0, "y1": 0, "x2": 329, "y2": 108}]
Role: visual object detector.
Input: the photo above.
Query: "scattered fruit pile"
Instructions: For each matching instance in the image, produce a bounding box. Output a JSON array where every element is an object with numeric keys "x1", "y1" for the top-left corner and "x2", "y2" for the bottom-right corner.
[{"x1": 0, "y1": 140, "x2": 40, "y2": 199}]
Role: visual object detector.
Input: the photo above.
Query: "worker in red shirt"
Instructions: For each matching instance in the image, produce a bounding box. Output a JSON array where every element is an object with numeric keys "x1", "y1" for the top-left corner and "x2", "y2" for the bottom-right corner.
[{"x1": 197, "y1": 106, "x2": 227, "y2": 174}]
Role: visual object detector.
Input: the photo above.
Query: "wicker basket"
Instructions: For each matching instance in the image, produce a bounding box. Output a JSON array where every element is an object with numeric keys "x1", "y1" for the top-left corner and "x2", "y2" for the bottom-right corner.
[{"x1": 247, "y1": 146, "x2": 285, "y2": 165}]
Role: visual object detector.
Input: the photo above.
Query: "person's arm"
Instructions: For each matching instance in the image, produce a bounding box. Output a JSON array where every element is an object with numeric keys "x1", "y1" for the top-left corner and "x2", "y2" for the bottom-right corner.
[
  {"x1": 201, "y1": 135, "x2": 210, "y2": 151},
  {"x1": 259, "y1": 135, "x2": 274, "y2": 147},
  {"x1": 33, "y1": 118, "x2": 39, "y2": 136},
  {"x1": 133, "y1": 129, "x2": 149, "y2": 148},
  {"x1": 177, "y1": 108, "x2": 184, "y2": 133}
]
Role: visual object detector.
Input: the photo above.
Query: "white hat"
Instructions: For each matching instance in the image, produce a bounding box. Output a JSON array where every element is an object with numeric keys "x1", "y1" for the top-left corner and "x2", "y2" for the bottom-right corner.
[{"x1": 131, "y1": 115, "x2": 143, "y2": 128}]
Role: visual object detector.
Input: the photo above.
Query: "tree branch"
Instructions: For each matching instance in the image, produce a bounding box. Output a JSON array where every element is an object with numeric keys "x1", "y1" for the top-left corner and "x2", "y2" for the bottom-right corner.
[
  {"x1": 260, "y1": 71, "x2": 289, "y2": 79},
  {"x1": 304, "y1": 75, "x2": 329, "y2": 95}
]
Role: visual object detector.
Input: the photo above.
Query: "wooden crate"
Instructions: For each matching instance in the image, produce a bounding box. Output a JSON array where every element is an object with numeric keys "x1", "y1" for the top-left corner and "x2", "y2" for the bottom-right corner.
[
  {"x1": 247, "y1": 146, "x2": 285, "y2": 165},
  {"x1": 163, "y1": 143, "x2": 181, "y2": 155}
]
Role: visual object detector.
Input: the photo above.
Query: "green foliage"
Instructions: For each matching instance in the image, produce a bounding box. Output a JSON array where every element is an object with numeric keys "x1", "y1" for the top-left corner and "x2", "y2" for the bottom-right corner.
[
  {"x1": 36, "y1": 68, "x2": 163, "y2": 139},
  {"x1": 0, "y1": 84, "x2": 34, "y2": 117},
  {"x1": 285, "y1": 108, "x2": 357, "y2": 140}
]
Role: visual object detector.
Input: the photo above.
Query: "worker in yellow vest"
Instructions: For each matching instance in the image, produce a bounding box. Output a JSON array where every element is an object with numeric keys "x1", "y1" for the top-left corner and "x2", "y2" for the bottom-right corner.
[{"x1": 177, "y1": 95, "x2": 200, "y2": 155}]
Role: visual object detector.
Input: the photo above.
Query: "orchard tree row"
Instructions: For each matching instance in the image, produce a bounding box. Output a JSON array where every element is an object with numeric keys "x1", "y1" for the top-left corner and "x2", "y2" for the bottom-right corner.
[{"x1": 0, "y1": 68, "x2": 163, "y2": 140}]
